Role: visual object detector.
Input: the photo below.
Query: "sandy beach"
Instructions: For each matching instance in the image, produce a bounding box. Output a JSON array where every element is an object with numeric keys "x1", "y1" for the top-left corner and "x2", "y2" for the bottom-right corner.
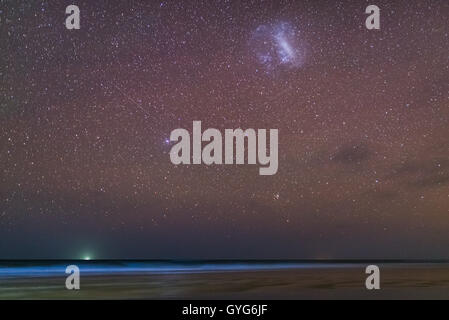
[{"x1": 1, "y1": 263, "x2": 449, "y2": 299}]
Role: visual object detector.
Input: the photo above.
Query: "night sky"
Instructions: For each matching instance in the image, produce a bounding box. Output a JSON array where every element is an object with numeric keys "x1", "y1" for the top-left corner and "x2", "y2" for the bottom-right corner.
[{"x1": 1, "y1": 0, "x2": 448, "y2": 259}]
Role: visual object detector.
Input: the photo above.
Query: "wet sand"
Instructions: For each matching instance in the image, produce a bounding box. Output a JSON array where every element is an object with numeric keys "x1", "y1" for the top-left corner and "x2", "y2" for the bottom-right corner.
[{"x1": 2, "y1": 264, "x2": 449, "y2": 299}]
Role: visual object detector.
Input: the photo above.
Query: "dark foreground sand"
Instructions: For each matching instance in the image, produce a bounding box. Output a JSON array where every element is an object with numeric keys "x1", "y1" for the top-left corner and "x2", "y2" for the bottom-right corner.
[{"x1": 2, "y1": 264, "x2": 449, "y2": 299}]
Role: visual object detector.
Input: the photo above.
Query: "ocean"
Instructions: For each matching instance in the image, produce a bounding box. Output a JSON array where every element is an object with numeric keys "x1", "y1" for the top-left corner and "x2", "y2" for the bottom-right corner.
[{"x1": 1, "y1": 260, "x2": 449, "y2": 299}]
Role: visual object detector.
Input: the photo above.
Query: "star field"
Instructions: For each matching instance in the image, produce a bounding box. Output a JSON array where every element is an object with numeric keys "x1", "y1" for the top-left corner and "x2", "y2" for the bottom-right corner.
[{"x1": 0, "y1": 0, "x2": 448, "y2": 259}]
